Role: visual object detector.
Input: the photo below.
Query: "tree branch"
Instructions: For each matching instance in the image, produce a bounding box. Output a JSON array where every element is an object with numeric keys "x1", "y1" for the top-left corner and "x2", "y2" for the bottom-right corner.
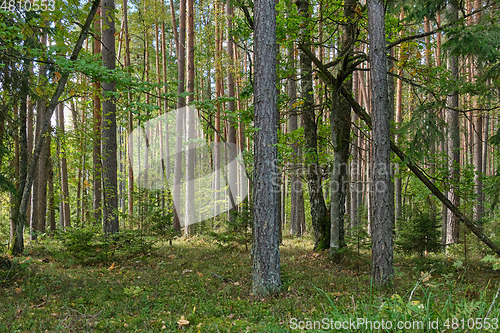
[
  {"x1": 299, "y1": 42, "x2": 500, "y2": 257},
  {"x1": 18, "y1": 0, "x2": 102, "y2": 223}
]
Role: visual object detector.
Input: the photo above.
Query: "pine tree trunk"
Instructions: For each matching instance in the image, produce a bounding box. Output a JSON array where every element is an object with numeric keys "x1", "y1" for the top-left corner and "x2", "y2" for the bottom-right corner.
[
  {"x1": 252, "y1": 0, "x2": 282, "y2": 296},
  {"x1": 93, "y1": 3, "x2": 102, "y2": 224},
  {"x1": 161, "y1": 0, "x2": 170, "y2": 211},
  {"x1": 123, "y1": 0, "x2": 134, "y2": 220},
  {"x1": 172, "y1": 0, "x2": 186, "y2": 232},
  {"x1": 185, "y1": 0, "x2": 195, "y2": 235},
  {"x1": 31, "y1": 35, "x2": 49, "y2": 239},
  {"x1": 226, "y1": 0, "x2": 238, "y2": 222},
  {"x1": 26, "y1": 87, "x2": 33, "y2": 233},
  {"x1": 213, "y1": 0, "x2": 222, "y2": 218},
  {"x1": 287, "y1": 38, "x2": 305, "y2": 236},
  {"x1": 47, "y1": 151, "x2": 56, "y2": 236},
  {"x1": 368, "y1": 0, "x2": 394, "y2": 285},
  {"x1": 445, "y1": 2, "x2": 460, "y2": 246},
  {"x1": 350, "y1": 71, "x2": 360, "y2": 230},
  {"x1": 102, "y1": 0, "x2": 119, "y2": 234},
  {"x1": 472, "y1": 0, "x2": 483, "y2": 222},
  {"x1": 57, "y1": 104, "x2": 71, "y2": 228}
]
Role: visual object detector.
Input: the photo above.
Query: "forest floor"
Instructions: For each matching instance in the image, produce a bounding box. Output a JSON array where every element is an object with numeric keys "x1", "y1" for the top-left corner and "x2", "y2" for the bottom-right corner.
[{"x1": 0, "y1": 234, "x2": 499, "y2": 332}]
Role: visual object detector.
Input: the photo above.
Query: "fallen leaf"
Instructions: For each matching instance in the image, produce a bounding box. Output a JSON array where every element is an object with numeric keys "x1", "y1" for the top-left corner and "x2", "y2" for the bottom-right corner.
[{"x1": 108, "y1": 262, "x2": 117, "y2": 271}]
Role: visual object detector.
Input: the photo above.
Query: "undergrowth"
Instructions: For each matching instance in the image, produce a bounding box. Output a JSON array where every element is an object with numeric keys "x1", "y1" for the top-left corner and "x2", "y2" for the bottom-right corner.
[{"x1": 0, "y1": 235, "x2": 498, "y2": 332}]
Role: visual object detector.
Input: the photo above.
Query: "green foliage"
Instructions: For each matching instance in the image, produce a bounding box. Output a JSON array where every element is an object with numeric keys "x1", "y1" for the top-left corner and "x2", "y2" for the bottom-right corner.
[
  {"x1": 57, "y1": 226, "x2": 156, "y2": 265},
  {"x1": 345, "y1": 224, "x2": 371, "y2": 251},
  {"x1": 397, "y1": 212, "x2": 442, "y2": 256},
  {"x1": 108, "y1": 229, "x2": 156, "y2": 256},
  {"x1": 482, "y1": 255, "x2": 500, "y2": 271},
  {"x1": 57, "y1": 226, "x2": 110, "y2": 265},
  {"x1": 147, "y1": 210, "x2": 177, "y2": 244},
  {"x1": 319, "y1": 271, "x2": 500, "y2": 333},
  {"x1": 207, "y1": 203, "x2": 251, "y2": 250}
]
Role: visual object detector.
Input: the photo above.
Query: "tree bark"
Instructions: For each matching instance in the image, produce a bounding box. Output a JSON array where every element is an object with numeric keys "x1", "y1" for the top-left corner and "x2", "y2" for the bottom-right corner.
[
  {"x1": 172, "y1": 0, "x2": 186, "y2": 232},
  {"x1": 31, "y1": 33, "x2": 49, "y2": 239},
  {"x1": 93, "y1": 4, "x2": 102, "y2": 224},
  {"x1": 472, "y1": 0, "x2": 483, "y2": 222},
  {"x1": 102, "y1": 0, "x2": 119, "y2": 234},
  {"x1": 47, "y1": 150, "x2": 56, "y2": 236},
  {"x1": 31, "y1": 99, "x2": 50, "y2": 238},
  {"x1": 9, "y1": 63, "x2": 30, "y2": 255},
  {"x1": 350, "y1": 71, "x2": 360, "y2": 230},
  {"x1": 295, "y1": 0, "x2": 329, "y2": 250},
  {"x1": 184, "y1": 0, "x2": 195, "y2": 235},
  {"x1": 123, "y1": 0, "x2": 134, "y2": 220},
  {"x1": 394, "y1": 9, "x2": 404, "y2": 227},
  {"x1": 287, "y1": 39, "x2": 305, "y2": 236},
  {"x1": 445, "y1": 2, "x2": 460, "y2": 246},
  {"x1": 161, "y1": 0, "x2": 170, "y2": 211},
  {"x1": 330, "y1": 0, "x2": 356, "y2": 251},
  {"x1": 213, "y1": 0, "x2": 223, "y2": 219},
  {"x1": 226, "y1": 0, "x2": 238, "y2": 222},
  {"x1": 252, "y1": 0, "x2": 282, "y2": 297},
  {"x1": 368, "y1": 0, "x2": 394, "y2": 285},
  {"x1": 57, "y1": 104, "x2": 71, "y2": 228}
]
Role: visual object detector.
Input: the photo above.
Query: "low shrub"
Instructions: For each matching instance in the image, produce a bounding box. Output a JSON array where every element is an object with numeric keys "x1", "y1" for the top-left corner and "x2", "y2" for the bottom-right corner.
[
  {"x1": 57, "y1": 226, "x2": 157, "y2": 265},
  {"x1": 397, "y1": 212, "x2": 441, "y2": 256}
]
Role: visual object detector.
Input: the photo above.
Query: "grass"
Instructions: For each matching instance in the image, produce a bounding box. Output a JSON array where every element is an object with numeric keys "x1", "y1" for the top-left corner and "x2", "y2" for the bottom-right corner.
[{"x1": 0, "y1": 234, "x2": 499, "y2": 332}]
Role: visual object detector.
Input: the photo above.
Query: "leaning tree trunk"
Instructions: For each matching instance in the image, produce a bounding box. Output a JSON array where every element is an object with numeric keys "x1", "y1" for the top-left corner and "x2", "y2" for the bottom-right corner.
[
  {"x1": 101, "y1": 0, "x2": 119, "y2": 234},
  {"x1": 295, "y1": 0, "x2": 329, "y2": 250},
  {"x1": 368, "y1": 0, "x2": 394, "y2": 286},
  {"x1": 252, "y1": 0, "x2": 282, "y2": 297}
]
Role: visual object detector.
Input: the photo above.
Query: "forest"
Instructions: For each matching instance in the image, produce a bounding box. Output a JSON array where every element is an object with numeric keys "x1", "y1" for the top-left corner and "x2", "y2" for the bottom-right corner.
[{"x1": 0, "y1": 0, "x2": 499, "y2": 331}]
